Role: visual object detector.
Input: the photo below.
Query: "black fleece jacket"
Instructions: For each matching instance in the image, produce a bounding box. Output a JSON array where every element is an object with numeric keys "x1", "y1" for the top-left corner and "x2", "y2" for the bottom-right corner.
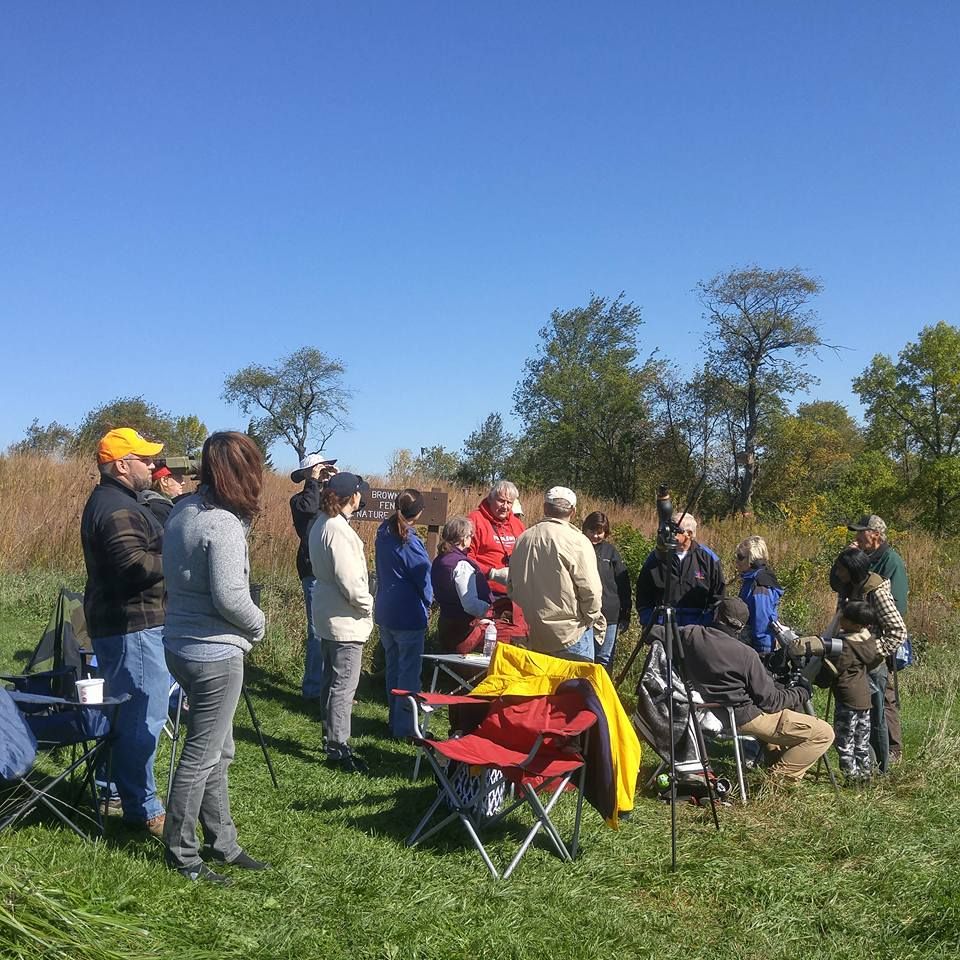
[
  {"x1": 290, "y1": 478, "x2": 323, "y2": 579},
  {"x1": 667, "y1": 623, "x2": 809, "y2": 726},
  {"x1": 80, "y1": 475, "x2": 165, "y2": 639}
]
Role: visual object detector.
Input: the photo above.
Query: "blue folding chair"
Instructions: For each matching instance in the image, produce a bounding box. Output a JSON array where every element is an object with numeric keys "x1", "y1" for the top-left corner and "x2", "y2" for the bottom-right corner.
[{"x1": 0, "y1": 686, "x2": 129, "y2": 841}]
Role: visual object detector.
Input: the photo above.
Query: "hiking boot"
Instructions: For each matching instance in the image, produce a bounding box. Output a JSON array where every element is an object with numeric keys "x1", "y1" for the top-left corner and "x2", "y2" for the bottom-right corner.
[
  {"x1": 145, "y1": 814, "x2": 166, "y2": 838},
  {"x1": 124, "y1": 814, "x2": 166, "y2": 837},
  {"x1": 201, "y1": 848, "x2": 272, "y2": 871},
  {"x1": 175, "y1": 862, "x2": 233, "y2": 886}
]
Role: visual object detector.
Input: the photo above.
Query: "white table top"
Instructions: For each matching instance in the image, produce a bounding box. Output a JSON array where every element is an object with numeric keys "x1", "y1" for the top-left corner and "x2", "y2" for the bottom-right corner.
[{"x1": 421, "y1": 652, "x2": 491, "y2": 668}]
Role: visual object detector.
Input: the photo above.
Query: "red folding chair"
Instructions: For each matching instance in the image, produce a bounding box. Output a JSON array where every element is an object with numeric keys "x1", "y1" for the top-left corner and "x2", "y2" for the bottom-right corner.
[{"x1": 403, "y1": 690, "x2": 597, "y2": 879}]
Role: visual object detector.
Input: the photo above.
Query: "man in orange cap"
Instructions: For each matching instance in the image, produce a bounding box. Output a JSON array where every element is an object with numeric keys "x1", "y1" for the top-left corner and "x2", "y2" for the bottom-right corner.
[{"x1": 80, "y1": 428, "x2": 169, "y2": 837}]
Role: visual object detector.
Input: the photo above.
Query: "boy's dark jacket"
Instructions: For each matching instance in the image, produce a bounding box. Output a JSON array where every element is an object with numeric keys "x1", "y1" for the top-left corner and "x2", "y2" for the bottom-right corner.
[{"x1": 815, "y1": 626, "x2": 881, "y2": 712}]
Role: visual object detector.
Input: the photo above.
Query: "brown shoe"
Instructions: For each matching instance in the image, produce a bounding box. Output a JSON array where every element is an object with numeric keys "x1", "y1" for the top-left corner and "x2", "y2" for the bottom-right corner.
[{"x1": 145, "y1": 814, "x2": 166, "y2": 838}]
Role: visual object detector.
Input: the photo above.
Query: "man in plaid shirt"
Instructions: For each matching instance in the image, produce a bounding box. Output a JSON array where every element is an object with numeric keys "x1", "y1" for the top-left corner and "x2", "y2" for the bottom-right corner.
[
  {"x1": 81, "y1": 428, "x2": 168, "y2": 836},
  {"x1": 830, "y1": 547, "x2": 907, "y2": 773}
]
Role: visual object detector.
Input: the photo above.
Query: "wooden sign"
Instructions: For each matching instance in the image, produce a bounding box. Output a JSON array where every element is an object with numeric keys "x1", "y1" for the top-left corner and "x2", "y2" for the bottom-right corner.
[{"x1": 354, "y1": 487, "x2": 449, "y2": 528}]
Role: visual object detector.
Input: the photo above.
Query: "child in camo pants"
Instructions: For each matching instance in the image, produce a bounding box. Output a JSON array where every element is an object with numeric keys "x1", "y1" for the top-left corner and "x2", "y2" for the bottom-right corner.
[{"x1": 819, "y1": 601, "x2": 882, "y2": 783}]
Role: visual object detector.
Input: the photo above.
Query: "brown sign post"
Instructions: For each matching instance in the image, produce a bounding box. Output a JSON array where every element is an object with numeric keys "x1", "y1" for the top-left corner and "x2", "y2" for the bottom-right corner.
[{"x1": 354, "y1": 486, "x2": 449, "y2": 558}]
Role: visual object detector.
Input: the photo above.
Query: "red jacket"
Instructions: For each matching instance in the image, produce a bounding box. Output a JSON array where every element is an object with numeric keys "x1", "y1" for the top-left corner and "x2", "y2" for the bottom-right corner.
[{"x1": 467, "y1": 499, "x2": 526, "y2": 595}]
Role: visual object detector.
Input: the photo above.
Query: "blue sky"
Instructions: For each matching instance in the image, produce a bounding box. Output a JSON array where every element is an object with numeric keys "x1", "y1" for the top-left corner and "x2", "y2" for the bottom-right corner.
[{"x1": 1, "y1": 2, "x2": 958, "y2": 474}]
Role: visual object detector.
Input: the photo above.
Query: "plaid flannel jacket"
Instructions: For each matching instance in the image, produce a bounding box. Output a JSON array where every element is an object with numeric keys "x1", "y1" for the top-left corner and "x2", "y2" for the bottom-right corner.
[{"x1": 80, "y1": 475, "x2": 165, "y2": 639}]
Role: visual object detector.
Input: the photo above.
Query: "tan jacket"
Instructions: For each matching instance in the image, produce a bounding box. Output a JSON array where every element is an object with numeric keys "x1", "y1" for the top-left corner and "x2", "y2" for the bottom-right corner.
[
  {"x1": 508, "y1": 517, "x2": 605, "y2": 654},
  {"x1": 308, "y1": 513, "x2": 374, "y2": 643}
]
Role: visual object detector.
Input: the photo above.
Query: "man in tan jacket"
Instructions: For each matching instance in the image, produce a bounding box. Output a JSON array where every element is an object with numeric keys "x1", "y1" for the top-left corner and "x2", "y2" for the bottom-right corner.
[{"x1": 508, "y1": 486, "x2": 605, "y2": 662}]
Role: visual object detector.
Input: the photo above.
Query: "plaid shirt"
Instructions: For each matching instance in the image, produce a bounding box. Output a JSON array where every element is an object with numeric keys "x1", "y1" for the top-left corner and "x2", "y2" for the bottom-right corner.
[
  {"x1": 867, "y1": 578, "x2": 908, "y2": 656},
  {"x1": 80, "y1": 475, "x2": 165, "y2": 639}
]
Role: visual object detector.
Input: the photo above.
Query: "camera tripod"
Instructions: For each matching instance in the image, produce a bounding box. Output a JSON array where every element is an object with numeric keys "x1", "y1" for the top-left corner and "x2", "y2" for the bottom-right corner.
[
  {"x1": 166, "y1": 673, "x2": 279, "y2": 800},
  {"x1": 616, "y1": 483, "x2": 720, "y2": 871}
]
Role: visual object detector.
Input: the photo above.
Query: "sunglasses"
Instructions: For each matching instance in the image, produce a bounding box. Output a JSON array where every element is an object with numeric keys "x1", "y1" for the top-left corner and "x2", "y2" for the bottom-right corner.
[{"x1": 735, "y1": 552, "x2": 747, "y2": 561}]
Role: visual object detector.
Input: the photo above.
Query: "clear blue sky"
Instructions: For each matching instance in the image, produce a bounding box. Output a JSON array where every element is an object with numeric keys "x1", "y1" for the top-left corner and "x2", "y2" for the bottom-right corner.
[{"x1": 2, "y1": 2, "x2": 958, "y2": 475}]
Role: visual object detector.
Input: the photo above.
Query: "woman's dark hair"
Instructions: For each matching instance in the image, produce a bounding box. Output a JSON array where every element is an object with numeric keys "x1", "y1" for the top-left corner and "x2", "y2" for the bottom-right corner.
[
  {"x1": 320, "y1": 488, "x2": 353, "y2": 517},
  {"x1": 835, "y1": 547, "x2": 872, "y2": 585},
  {"x1": 199, "y1": 432, "x2": 262, "y2": 521},
  {"x1": 582, "y1": 511, "x2": 610, "y2": 537},
  {"x1": 388, "y1": 488, "x2": 424, "y2": 543}
]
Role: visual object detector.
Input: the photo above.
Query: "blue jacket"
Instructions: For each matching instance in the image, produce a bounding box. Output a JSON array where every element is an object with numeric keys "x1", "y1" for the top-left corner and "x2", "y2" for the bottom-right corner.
[
  {"x1": 739, "y1": 564, "x2": 783, "y2": 655},
  {"x1": 374, "y1": 520, "x2": 434, "y2": 630}
]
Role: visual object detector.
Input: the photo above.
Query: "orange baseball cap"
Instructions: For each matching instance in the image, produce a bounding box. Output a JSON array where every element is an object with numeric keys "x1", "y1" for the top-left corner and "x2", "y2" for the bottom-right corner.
[{"x1": 97, "y1": 428, "x2": 164, "y2": 464}]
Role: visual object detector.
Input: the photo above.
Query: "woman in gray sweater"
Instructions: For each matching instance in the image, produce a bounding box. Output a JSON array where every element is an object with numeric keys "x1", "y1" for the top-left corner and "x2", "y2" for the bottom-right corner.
[{"x1": 162, "y1": 432, "x2": 268, "y2": 885}]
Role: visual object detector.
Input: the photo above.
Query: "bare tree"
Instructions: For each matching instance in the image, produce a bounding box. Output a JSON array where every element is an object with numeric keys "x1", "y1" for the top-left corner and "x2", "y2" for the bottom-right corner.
[{"x1": 222, "y1": 347, "x2": 351, "y2": 461}]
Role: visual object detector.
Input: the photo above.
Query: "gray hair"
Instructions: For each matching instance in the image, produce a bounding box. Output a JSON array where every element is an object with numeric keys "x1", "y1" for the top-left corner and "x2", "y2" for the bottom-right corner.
[
  {"x1": 736, "y1": 535, "x2": 768, "y2": 565},
  {"x1": 440, "y1": 516, "x2": 474, "y2": 552},
  {"x1": 489, "y1": 480, "x2": 519, "y2": 502},
  {"x1": 672, "y1": 512, "x2": 697, "y2": 538}
]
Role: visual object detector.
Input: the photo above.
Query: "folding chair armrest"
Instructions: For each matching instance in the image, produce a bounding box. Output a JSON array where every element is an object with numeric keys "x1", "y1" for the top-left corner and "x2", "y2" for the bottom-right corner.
[
  {"x1": 9, "y1": 691, "x2": 131, "y2": 709},
  {"x1": 394, "y1": 690, "x2": 490, "y2": 708}
]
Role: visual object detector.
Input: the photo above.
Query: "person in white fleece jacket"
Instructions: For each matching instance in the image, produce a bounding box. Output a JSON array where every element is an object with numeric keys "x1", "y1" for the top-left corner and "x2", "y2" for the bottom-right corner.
[{"x1": 308, "y1": 471, "x2": 374, "y2": 774}]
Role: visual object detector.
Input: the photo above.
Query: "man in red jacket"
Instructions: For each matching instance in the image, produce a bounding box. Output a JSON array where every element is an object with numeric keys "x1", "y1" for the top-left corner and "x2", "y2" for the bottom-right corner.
[{"x1": 468, "y1": 480, "x2": 525, "y2": 596}]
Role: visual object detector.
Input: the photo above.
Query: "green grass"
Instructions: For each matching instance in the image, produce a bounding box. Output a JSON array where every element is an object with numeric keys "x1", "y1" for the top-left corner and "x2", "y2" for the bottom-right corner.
[{"x1": 2, "y1": 572, "x2": 960, "y2": 959}]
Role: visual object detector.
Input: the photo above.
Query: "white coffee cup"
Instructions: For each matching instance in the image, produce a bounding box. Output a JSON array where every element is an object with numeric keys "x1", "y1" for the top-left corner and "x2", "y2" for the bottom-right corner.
[{"x1": 75, "y1": 678, "x2": 105, "y2": 704}]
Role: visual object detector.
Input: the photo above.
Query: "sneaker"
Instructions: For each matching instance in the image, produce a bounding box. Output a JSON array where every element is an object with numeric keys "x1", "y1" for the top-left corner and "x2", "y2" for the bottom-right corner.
[
  {"x1": 175, "y1": 862, "x2": 233, "y2": 886},
  {"x1": 327, "y1": 753, "x2": 370, "y2": 775},
  {"x1": 201, "y1": 847, "x2": 272, "y2": 871},
  {"x1": 101, "y1": 796, "x2": 123, "y2": 817}
]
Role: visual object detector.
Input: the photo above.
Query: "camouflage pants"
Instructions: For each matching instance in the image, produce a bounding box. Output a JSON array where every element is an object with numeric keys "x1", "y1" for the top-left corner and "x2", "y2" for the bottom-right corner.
[{"x1": 834, "y1": 702, "x2": 871, "y2": 779}]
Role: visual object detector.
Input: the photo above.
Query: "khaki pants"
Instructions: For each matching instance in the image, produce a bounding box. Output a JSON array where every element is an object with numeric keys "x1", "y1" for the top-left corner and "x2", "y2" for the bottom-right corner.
[{"x1": 739, "y1": 708, "x2": 835, "y2": 781}]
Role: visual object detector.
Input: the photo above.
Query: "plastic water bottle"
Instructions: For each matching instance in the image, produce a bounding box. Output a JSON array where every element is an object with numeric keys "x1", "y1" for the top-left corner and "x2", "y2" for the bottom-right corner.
[{"x1": 482, "y1": 620, "x2": 498, "y2": 658}]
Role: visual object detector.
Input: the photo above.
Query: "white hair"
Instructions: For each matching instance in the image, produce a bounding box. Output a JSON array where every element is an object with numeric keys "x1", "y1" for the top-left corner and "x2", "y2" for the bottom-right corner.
[
  {"x1": 672, "y1": 513, "x2": 697, "y2": 538},
  {"x1": 489, "y1": 480, "x2": 519, "y2": 502}
]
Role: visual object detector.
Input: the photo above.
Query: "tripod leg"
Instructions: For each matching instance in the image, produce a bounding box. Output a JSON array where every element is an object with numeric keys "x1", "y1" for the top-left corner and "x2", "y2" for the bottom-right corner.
[
  {"x1": 615, "y1": 617, "x2": 656, "y2": 690},
  {"x1": 242, "y1": 685, "x2": 279, "y2": 790},
  {"x1": 167, "y1": 686, "x2": 183, "y2": 800},
  {"x1": 669, "y1": 614, "x2": 720, "y2": 832},
  {"x1": 807, "y1": 697, "x2": 839, "y2": 793}
]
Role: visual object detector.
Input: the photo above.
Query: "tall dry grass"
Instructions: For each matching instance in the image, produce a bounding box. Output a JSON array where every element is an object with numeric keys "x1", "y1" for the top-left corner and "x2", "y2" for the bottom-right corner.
[{"x1": 1, "y1": 452, "x2": 957, "y2": 674}]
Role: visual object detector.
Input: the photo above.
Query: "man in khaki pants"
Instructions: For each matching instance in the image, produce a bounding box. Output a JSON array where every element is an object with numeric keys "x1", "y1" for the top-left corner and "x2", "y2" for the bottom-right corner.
[{"x1": 676, "y1": 597, "x2": 834, "y2": 782}]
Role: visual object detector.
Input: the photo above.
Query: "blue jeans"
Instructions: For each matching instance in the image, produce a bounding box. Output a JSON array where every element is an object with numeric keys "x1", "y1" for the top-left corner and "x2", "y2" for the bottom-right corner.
[
  {"x1": 554, "y1": 627, "x2": 596, "y2": 664},
  {"x1": 301, "y1": 577, "x2": 325, "y2": 698},
  {"x1": 868, "y1": 662, "x2": 890, "y2": 773},
  {"x1": 92, "y1": 627, "x2": 168, "y2": 822},
  {"x1": 595, "y1": 622, "x2": 618, "y2": 671},
  {"x1": 380, "y1": 626, "x2": 425, "y2": 737}
]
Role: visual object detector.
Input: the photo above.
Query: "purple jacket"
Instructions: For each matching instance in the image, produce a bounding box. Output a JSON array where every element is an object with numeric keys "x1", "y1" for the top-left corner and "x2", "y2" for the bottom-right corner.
[{"x1": 431, "y1": 548, "x2": 491, "y2": 621}]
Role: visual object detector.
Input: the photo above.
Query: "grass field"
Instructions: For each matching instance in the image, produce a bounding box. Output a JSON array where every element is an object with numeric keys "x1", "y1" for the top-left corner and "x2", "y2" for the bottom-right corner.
[{"x1": 2, "y1": 572, "x2": 960, "y2": 960}]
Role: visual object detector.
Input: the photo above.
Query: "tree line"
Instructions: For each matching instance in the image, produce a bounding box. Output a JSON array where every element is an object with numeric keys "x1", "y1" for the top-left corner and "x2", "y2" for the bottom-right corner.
[{"x1": 10, "y1": 266, "x2": 960, "y2": 533}]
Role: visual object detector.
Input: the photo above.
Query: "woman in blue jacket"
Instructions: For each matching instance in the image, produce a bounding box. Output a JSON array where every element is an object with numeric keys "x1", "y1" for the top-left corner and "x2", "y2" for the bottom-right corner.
[
  {"x1": 735, "y1": 535, "x2": 784, "y2": 659},
  {"x1": 374, "y1": 489, "x2": 433, "y2": 737}
]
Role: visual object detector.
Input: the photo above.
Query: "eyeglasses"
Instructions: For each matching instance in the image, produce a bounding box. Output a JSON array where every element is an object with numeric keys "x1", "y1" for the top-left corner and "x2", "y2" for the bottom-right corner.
[{"x1": 123, "y1": 455, "x2": 154, "y2": 465}]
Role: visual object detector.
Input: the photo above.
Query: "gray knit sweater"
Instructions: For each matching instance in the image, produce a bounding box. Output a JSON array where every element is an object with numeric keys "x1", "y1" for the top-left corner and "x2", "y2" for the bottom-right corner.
[{"x1": 162, "y1": 493, "x2": 265, "y2": 653}]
